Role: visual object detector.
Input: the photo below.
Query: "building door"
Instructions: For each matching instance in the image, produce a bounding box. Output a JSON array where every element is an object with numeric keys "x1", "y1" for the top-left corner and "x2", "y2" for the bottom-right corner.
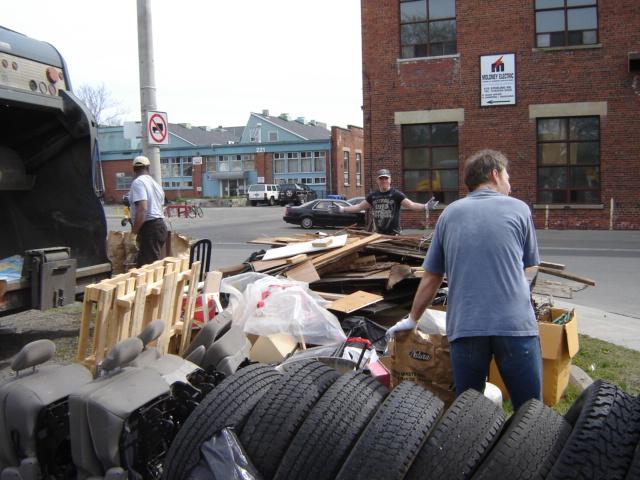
[{"x1": 221, "y1": 179, "x2": 246, "y2": 197}]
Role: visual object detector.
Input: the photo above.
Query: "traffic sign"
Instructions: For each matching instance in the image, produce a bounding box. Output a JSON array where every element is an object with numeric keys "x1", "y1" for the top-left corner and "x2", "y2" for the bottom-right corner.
[{"x1": 147, "y1": 111, "x2": 169, "y2": 144}]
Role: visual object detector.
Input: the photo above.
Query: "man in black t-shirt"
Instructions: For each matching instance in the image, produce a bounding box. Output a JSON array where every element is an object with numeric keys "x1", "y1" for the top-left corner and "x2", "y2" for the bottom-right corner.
[{"x1": 335, "y1": 169, "x2": 437, "y2": 235}]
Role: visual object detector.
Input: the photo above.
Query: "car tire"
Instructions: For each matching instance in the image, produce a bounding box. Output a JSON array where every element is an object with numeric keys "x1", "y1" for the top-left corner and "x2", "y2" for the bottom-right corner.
[
  {"x1": 300, "y1": 217, "x2": 313, "y2": 229},
  {"x1": 251, "y1": 200, "x2": 257, "y2": 206},
  {"x1": 547, "y1": 380, "x2": 640, "y2": 480},
  {"x1": 336, "y1": 381, "x2": 444, "y2": 480},
  {"x1": 162, "y1": 364, "x2": 281, "y2": 480},
  {"x1": 273, "y1": 371, "x2": 388, "y2": 480},
  {"x1": 268, "y1": 197, "x2": 275, "y2": 206},
  {"x1": 120, "y1": 218, "x2": 128, "y2": 227},
  {"x1": 473, "y1": 398, "x2": 571, "y2": 480},
  {"x1": 240, "y1": 360, "x2": 341, "y2": 479},
  {"x1": 406, "y1": 389, "x2": 505, "y2": 480}
]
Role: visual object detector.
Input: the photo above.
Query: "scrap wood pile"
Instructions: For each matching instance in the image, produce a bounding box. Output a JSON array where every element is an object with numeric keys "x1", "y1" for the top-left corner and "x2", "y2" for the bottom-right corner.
[{"x1": 219, "y1": 229, "x2": 438, "y2": 320}]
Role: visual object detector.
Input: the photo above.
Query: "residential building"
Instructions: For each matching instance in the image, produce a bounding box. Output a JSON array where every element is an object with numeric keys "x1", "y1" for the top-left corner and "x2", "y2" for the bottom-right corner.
[{"x1": 361, "y1": 0, "x2": 640, "y2": 229}]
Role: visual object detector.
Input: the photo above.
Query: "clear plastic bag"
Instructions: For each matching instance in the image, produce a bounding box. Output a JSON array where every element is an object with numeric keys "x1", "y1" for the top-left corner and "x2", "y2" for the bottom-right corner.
[
  {"x1": 221, "y1": 273, "x2": 346, "y2": 345},
  {"x1": 187, "y1": 427, "x2": 261, "y2": 480}
]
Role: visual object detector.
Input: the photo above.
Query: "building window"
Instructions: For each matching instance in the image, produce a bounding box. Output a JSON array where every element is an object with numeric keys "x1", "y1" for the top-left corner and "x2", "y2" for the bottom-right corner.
[
  {"x1": 401, "y1": 122, "x2": 459, "y2": 204},
  {"x1": 205, "y1": 154, "x2": 255, "y2": 173},
  {"x1": 343, "y1": 151, "x2": 350, "y2": 185},
  {"x1": 115, "y1": 173, "x2": 133, "y2": 190},
  {"x1": 313, "y1": 177, "x2": 326, "y2": 184},
  {"x1": 537, "y1": 116, "x2": 600, "y2": 204},
  {"x1": 288, "y1": 152, "x2": 300, "y2": 173},
  {"x1": 313, "y1": 151, "x2": 327, "y2": 173},
  {"x1": 355, "y1": 152, "x2": 362, "y2": 186},
  {"x1": 268, "y1": 131, "x2": 278, "y2": 142},
  {"x1": 161, "y1": 157, "x2": 192, "y2": 177},
  {"x1": 400, "y1": 0, "x2": 456, "y2": 58},
  {"x1": 535, "y1": 0, "x2": 598, "y2": 48},
  {"x1": 274, "y1": 153, "x2": 286, "y2": 173}
]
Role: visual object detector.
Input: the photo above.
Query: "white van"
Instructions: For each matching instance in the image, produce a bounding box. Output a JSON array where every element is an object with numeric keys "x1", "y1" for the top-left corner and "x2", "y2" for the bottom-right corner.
[{"x1": 247, "y1": 184, "x2": 281, "y2": 206}]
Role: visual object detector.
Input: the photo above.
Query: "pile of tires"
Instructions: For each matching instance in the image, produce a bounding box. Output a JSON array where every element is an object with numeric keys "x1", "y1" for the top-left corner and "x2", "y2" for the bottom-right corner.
[{"x1": 164, "y1": 361, "x2": 640, "y2": 480}]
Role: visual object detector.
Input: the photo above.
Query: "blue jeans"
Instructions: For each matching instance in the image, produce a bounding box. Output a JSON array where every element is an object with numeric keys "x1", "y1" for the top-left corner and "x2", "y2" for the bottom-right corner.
[{"x1": 449, "y1": 336, "x2": 542, "y2": 411}]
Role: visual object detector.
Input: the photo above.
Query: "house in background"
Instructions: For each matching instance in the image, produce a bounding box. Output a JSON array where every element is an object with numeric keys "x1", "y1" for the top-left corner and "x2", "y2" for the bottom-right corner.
[
  {"x1": 361, "y1": 0, "x2": 639, "y2": 229},
  {"x1": 98, "y1": 110, "x2": 364, "y2": 203}
]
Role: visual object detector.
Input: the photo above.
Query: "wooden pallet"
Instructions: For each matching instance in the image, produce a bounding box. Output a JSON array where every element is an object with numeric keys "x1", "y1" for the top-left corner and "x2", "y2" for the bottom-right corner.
[{"x1": 76, "y1": 256, "x2": 201, "y2": 372}]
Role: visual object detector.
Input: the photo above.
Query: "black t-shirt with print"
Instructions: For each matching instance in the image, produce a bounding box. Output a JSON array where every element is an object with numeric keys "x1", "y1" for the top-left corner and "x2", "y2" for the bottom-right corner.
[{"x1": 366, "y1": 188, "x2": 406, "y2": 235}]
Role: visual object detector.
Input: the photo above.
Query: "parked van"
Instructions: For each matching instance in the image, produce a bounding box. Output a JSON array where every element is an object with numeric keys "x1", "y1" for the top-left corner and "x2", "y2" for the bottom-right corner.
[{"x1": 247, "y1": 184, "x2": 281, "y2": 206}]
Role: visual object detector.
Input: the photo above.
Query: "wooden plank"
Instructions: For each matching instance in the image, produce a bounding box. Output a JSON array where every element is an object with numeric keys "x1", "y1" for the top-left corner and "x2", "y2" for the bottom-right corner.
[
  {"x1": 327, "y1": 290, "x2": 384, "y2": 314},
  {"x1": 284, "y1": 260, "x2": 320, "y2": 283},
  {"x1": 351, "y1": 255, "x2": 377, "y2": 267},
  {"x1": 204, "y1": 270, "x2": 223, "y2": 313},
  {"x1": 538, "y1": 266, "x2": 596, "y2": 286},
  {"x1": 156, "y1": 271, "x2": 178, "y2": 354},
  {"x1": 76, "y1": 285, "x2": 97, "y2": 362},
  {"x1": 386, "y1": 264, "x2": 414, "y2": 290},
  {"x1": 540, "y1": 261, "x2": 565, "y2": 271},
  {"x1": 179, "y1": 261, "x2": 201, "y2": 355},
  {"x1": 313, "y1": 234, "x2": 382, "y2": 270},
  {"x1": 93, "y1": 285, "x2": 116, "y2": 366},
  {"x1": 311, "y1": 291, "x2": 347, "y2": 301},
  {"x1": 262, "y1": 234, "x2": 348, "y2": 260},
  {"x1": 286, "y1": 254, "x2": 309, "y2": 264},
  {"x1": 251, "y1": 258, "x2": 289, "y2": 272},
  {"x1": 311, "y1": 238, "x2": 332, "y2": 248},
  {"x1": 129, "y1": 283, "x2": 148, "y2": 337}
]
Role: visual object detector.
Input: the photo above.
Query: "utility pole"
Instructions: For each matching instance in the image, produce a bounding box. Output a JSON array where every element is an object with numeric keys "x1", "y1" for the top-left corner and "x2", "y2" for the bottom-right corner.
[{"x1": 136, "y1": 0, "x2": 161, "y2": 183}]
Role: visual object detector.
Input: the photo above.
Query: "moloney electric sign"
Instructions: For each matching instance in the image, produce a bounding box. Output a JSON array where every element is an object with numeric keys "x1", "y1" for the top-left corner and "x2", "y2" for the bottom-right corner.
[{"x1": 480, "y1": 53, "x2": 516, "y2": 106}]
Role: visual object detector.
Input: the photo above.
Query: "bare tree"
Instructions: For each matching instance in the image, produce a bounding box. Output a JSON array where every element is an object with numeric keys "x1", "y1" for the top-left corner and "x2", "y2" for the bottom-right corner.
[{"x1": 76, "y1": 83, "x2": 128, "y2": 126}]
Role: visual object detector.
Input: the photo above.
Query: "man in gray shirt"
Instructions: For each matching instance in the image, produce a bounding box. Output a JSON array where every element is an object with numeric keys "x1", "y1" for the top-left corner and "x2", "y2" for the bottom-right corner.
[{"x1": 387, "y1": 149, "x2": 541, "y2": 411}]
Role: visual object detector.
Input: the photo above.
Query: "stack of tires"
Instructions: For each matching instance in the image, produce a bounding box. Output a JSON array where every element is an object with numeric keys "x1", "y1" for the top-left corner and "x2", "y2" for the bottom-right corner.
[{"x1": 164, "y1": 361, "x2": 640, "y2": 480}]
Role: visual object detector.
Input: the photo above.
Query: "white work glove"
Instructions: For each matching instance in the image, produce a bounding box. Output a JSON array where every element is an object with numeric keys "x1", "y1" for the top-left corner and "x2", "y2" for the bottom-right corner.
[
  {"x1": 330, "y1": 205, "x2": 345, "y2": 214},
  {"x1": 424, "y1": 197, "x2": 439, "y2": 211},
  {"x1": 386, "y1": 315, "x2": 417, "y2": 336}
]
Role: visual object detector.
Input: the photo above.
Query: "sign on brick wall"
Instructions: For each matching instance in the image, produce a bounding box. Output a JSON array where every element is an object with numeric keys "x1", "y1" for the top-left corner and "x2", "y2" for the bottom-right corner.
[{"x1": 480, "y1": 53, "x2": 516, "y2": 106}]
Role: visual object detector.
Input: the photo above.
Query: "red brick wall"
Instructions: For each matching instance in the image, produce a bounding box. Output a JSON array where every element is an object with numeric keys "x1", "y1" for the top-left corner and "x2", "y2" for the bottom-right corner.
[
  {"x1": 331, "y1": 125, "x2": 366, "y2": 198},
  {"x1": 362, "y1": 0, "x2": 640, "y2": 229}
]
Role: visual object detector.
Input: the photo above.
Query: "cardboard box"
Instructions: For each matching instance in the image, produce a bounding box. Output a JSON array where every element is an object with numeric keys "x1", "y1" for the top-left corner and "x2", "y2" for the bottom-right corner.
[
  {"x1": 249, "y1": 333, "x2": 299, "y2": 364},
  {"x1": 489, "y1": 308, "x2": 579, "y2": 406}
]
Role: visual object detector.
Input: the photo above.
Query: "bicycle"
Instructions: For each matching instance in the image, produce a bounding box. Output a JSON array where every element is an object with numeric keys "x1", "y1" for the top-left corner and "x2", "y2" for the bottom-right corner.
[{"x1": 188, "y1": 204, "x2": 204, "y2": 218}]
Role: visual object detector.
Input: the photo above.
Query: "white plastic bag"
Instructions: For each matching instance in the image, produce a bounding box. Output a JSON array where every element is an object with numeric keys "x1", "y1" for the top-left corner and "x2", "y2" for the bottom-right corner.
[
  {"x1": 222, "y1": 273, "x2": 346, "y2": 346},
  {"x1": 417, "y1": 308, "x2": 447, "y2": 335}
]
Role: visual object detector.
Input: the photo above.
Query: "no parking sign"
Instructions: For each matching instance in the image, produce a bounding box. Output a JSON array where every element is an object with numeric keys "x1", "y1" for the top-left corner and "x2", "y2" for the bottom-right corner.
[{"x1": 147, "y1": 111, "x2": 169, "y2": 145}]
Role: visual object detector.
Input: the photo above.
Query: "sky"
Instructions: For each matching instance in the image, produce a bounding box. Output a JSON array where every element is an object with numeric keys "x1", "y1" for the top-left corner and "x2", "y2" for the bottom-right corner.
[{"x1": 3, "y1": 0, "x2": 364, "y2": 129}]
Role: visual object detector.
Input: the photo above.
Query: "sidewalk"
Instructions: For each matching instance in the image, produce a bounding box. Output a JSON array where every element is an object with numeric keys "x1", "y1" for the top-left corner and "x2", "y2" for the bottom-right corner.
[{"x1": 552, "y1": 300, "x2": 640, "y2": 352}]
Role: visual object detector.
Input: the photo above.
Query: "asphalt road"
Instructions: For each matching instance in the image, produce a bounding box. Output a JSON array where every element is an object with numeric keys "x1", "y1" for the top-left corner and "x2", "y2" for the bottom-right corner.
[{"x1": 107, "y1": 205, "x2": 640, "y2": 319}]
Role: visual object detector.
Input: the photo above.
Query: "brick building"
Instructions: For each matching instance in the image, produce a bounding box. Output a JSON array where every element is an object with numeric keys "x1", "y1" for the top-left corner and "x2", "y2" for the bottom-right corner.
[
  {"x1": 98, "y1": 112, "x2": 364, "y2": 203},
  {"x1": 361, "y1": 0, "x2": 640, "y2": 229}
]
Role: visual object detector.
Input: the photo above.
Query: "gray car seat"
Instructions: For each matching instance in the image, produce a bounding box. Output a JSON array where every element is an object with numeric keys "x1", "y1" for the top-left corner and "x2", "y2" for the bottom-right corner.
[
  {"x1": 200, "y1": 326, "x2": 252, "y2": 376},
  {"x1": 68, "y1": 338, "x2": 173, "y2": 480},
  {"x1": 0, "y1": 340, "x2": 92, "y2": 480},
  {"x1": 182, "y1": 310, "x2": 233, "y2": 360}
]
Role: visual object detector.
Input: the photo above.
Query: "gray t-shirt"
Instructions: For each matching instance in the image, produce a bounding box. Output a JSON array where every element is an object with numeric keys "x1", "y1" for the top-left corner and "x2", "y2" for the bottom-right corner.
[
  {"x1": 129, "y1": 174, "x2": 165, "y2": 222},
  {"x1": 423, "y1": 188, "x2": 539, "y2": 342}
]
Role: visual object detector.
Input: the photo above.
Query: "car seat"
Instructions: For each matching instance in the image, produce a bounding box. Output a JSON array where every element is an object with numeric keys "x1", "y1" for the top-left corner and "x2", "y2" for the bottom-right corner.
[{"x1": 0, "y1": 340, "x2": 92, "y2": 480}]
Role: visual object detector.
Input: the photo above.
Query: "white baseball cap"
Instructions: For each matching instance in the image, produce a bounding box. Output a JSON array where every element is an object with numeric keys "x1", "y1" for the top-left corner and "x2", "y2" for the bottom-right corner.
[{"x1": 132, "y1": 155, "x2": 150, "y2": 167}]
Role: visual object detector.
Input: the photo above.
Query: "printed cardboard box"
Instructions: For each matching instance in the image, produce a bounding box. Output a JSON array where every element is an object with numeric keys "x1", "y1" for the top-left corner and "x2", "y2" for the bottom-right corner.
[
  {"x1": 385, "y1": 329, "x2": 456, "y2": 406},
  {"x1": 489, "y1": 308, "x2": 579, "y2": 406}
]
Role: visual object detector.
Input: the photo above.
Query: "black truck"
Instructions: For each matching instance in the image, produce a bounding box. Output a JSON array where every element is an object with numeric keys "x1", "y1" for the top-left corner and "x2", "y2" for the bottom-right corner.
[{"x1": 0, "y1": 26, "x2": 110, "y2": 314}]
